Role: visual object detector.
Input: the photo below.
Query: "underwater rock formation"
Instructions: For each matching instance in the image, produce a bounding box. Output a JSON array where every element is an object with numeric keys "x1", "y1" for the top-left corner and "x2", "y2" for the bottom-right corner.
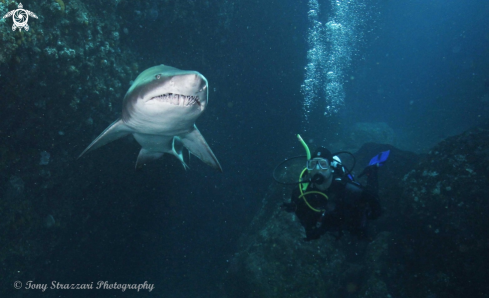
[
  {"x1": 347, "y1": 122, "x2": 396, "y2": 151},
  {"x1": 391, "y1": 127, "x2": 489, "y2": 297},
  {"x1": 222, "y1": 130, "x2": 489, "y2": 297},
  {"x1": 0, "y1": 0, "x2": 138, "y2": 295}
]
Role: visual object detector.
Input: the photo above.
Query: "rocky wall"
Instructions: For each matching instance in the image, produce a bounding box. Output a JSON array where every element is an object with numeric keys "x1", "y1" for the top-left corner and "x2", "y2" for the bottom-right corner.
[
  {"x1": 222, "y1": 130, "x2": 489, "y2": 297},
  {"x1": 0, "y1": 0, "x2": 138, "y2": 296}
]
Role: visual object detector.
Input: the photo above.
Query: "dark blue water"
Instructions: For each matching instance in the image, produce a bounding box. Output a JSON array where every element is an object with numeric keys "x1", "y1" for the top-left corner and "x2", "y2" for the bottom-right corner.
[
  {"x1": 2, "y1": 0, "x2": 488, "y2": 297},
  {"x1": 107, "y1": 0, "x2": 310, "y2": 296},
  {"x1": 84, "y1": 0, "x2": 489, "y2": 296},
  {"x1": 347, "y1": 0, "x2": 489, "y2": 150}
]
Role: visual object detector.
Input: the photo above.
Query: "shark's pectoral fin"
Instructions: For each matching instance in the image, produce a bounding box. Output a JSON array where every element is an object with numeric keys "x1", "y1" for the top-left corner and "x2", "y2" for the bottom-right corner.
[
  {"x1": 78, "y1": 118, "x2": 131, "y2": 158},
  {"x1": 180, "y1": 125, "x2": 222, "y2": 172},
  {"x1": 135, "y1": 149, "x2": 164, "y2": 169}
]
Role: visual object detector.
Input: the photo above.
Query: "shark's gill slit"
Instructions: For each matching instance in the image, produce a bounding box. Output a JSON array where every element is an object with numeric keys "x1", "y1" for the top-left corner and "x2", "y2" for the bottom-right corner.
[{"x1": 151, "y1": 93, "x2": 201, "y2": 106}]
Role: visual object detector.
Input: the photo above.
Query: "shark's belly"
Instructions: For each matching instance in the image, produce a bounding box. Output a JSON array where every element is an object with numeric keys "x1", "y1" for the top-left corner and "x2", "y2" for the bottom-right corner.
[{"x1": 132, "y1": 133, "x2": 174, "y2": 153}]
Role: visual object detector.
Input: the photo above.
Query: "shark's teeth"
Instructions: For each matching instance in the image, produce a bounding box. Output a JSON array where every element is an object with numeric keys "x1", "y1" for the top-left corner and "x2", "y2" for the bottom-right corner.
[
  {"x1": 171, "y1": 94, "x2": 179, "y2": 105},
  {"x1": 150, "y1": 93, "x2": 200, "y2": 107}
]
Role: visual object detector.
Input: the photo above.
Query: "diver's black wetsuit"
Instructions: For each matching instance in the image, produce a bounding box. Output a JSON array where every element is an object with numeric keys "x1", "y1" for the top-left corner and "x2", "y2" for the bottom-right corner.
[{"x1": 283, "y1": 166, "x2": 382, "y2": 241}]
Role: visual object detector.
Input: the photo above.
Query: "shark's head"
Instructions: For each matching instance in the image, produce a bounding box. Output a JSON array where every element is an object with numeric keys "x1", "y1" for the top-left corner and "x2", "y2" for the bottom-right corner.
[{"x1": 122, "y1": 65, "x2": 208, "y2": 134}]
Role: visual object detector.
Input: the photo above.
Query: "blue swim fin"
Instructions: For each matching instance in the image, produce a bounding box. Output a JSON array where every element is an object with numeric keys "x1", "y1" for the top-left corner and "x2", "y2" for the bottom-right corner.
[
  {"x1": 358, "y1": 149, "x2": 390, "y2": 181},
  {"x1": 368, "y1": 150, "x2": 390, "y2": 167}
]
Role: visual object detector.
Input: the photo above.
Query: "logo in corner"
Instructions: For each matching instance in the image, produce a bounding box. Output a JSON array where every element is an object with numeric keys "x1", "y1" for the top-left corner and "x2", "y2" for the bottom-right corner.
[{"x1": 3, "y1": 3, "x2": 38, "y2": 32}]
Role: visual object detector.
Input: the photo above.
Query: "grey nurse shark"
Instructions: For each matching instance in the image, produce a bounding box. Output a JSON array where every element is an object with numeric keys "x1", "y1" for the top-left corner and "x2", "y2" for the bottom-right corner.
[{"x1": 79, "y1": 64, "x2": 222, "y2": 172}]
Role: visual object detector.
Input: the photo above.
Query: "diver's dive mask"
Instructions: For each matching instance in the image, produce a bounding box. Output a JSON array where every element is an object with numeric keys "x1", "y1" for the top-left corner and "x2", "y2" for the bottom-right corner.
[
  {"x1": 307, "y1": 157, "x2": 333, "y2": 190},
  {"x1": 307, "y1": 158, "x2": 330, "y2": 171}
]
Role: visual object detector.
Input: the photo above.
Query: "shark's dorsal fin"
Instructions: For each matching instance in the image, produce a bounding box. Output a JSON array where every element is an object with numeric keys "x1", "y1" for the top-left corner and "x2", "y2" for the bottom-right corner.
[
  {"x1": 78, "y1": 118, "x2": 131, "y2": 158},
  {"x1": 179, "y1": 125, "x2": 222, "y2": 172}
]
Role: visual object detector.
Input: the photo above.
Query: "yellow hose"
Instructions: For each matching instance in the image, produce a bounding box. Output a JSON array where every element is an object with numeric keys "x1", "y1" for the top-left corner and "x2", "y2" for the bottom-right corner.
[
  {"x1": 297, "y1": 134, "x2": 311, "y2": 160},
  {"x1": 298, "y1": 191, "x2": 329, "y2": 212},
  {"x1": 297, "y1": 134, "x2": 311, "y2": 190},
  {"x1": 296, "y1": 134, "x2": 328, "y2": 212}
]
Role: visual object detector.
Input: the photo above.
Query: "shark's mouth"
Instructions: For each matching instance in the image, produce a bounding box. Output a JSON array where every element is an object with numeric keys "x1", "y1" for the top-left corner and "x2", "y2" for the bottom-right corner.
[{"x1": 150, "y1": 93, "x2": 201, "y2": 107}]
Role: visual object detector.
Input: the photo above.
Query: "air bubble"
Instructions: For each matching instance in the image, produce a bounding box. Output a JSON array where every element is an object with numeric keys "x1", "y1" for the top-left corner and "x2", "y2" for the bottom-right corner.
[{"x1": 301, "y1": 0, "x2": 371, "y2": 123}]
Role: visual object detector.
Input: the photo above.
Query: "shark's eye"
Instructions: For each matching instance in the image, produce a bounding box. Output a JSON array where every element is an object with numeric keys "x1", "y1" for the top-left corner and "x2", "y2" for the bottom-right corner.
[{"x1": 155, "y1": 74, "x2": 161, "y2": 79}]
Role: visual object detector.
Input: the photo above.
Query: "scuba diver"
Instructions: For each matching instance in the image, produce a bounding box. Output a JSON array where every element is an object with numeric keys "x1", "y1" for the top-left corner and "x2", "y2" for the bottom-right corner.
[{"x1": 277, "y1": 135, "x2": 388, "y2": 241}]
